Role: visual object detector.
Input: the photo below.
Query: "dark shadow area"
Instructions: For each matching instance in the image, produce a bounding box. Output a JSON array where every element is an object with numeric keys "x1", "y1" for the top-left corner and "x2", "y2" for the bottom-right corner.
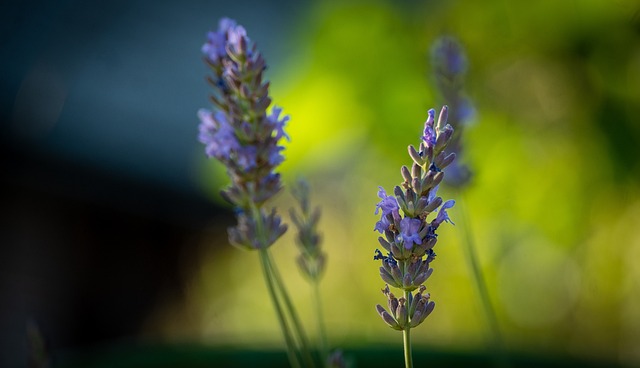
[{"x1": 0, "y1": 140, "x2": 231, "y2": 367}]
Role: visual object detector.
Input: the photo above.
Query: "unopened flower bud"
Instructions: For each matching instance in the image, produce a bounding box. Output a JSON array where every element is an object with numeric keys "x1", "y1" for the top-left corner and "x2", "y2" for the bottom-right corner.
[
  {"x1": 411, "y1": 163, "x2": 422, "y2": 179},
  {"x1": 435, "y1": 124, "x2": 454, "y2": 152},
  {"x1": 412, "y1": 271, "x2": 429, "y2": 286},
  {"x1": 440, "y1": 152, "x2": 456, "y2": 170},
  {"x1": 390, "y1": 263, "x2": 403, "y2": 284},
  {"x1": 402, "y1": 273, "x2": 412, "y2": 289},
  {"x1": 408, "y1": 145, "x2": 425, "y2": 166},
  {"x1": 432, "y1": 171, "x2": 444, "y2": 187},
  {"x1": 380, "y1": 267, "x2": 399, "y2": 287},
  {"x1": 396, "y1": 298, "x2": 408, "y2": 328},
  {"x1": 378, "y1": 237, "x2": 392, "y2": 252},
  {"x1": 424, "y1": 196, "x2": 443, "y2": 213},
  {"x1": 419, "y1": 301, "x2": 436, "y2": 324},
  {"x1": 376, "y1": 304, "x2": 401, "y2": 330},
  {"x1": 411, "y1": 178, "x2": 422, "y2": 195},
  {"x1": 436, "y1": 105, "x2": 449, "y2": 131},
  {"x1": 409, "y1": 310, "x2": 423, "y2": 328},
  {"x1": 401, "y1": 165, "x2": 412, "y2": 183}
]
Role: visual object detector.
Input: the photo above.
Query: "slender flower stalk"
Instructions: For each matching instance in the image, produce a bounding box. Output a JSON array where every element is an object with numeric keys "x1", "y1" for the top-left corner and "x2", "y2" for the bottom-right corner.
[
  {"x1": 373, "y1": 106, "x2": 456, "y2": 368},
  {"x1": 197, "y1": 18, "x2": 312, "y2": 367},
  {"x1": 290, "y1": 179, "x2": 330, "y2": 366},
  {"x1": 402, "y1": 290, "x2": 413, "y2": 368}
]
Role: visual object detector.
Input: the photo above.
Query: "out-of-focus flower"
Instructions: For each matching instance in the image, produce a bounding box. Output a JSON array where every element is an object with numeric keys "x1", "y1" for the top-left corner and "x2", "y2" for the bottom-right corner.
[
  {"x1": 198, "y1": 18, "x2": 288, "y2": 250},
  {"x1": 431, "y1": 36, "x2": 475, "y2": 186}
]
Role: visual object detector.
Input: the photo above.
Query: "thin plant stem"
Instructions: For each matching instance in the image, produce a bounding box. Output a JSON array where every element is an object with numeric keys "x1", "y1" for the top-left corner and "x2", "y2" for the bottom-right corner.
[
  {"x1": 312, "y1": 279, "x2": 329, "y2": 366},
  {"x1": 266, "y1": 250, "x2": 316, "y2": 368},
  {"x1": 259, "y1": 249, "x2": 301, "y2": 368},
  {"x1": 403, "y1": 290, "x2": 413, "y2": 368},
  {"x1": 456, "y1": 190, "x2": 509, "y2": 367}
]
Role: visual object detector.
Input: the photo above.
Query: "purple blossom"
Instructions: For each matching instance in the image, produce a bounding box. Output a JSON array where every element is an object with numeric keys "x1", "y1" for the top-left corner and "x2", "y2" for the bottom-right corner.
[
  {"x1": 431, "y1": 36, "x2": 468, "y2": 76},
  {"x1": 268, "y1": 106, "x2": 290, "y2": 141},
  {"x1": 374, "y1": 214, "x2": 392, "y2": 233},
  {"x1": 198, "y1": 109, "x2": 239, "y2": 159},
  {"x1": 399, "y1": 217, "x2": 422, "y2": 250},
  {"x1": 427, "y1": 184, "x2": 439, "y2": 204},
  {"x1": 227, "y1": 25, "x2": 248, "y2": 54},
  {"x1": 433, "y1": 200, "x2": 455, "y2": 227},
  {"x1": 201, "y1": 18, "x2": 237, "y2": 63},
  {"x1": 236, "y1": 146, "x2": 257, "y2": 170},
  {"x1": 422, "y1": 109, "x2": 436, "y2": 148},
  {"x1": 375, "y1": 187, "x2": 399, "y2": 216},
  {"x1": 267, "y1": 145, "x2": 285, "y2": 166}
]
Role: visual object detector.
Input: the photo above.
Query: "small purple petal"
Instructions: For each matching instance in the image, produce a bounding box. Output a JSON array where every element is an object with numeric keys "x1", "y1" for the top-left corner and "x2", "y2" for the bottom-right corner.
[
  {"x1": 227, "y1": 25, "x2": 248, "y2": 53},
  {"x1": 374, "y1": 215, "x2": 392, "y2": 233},
  {"x1": 267, "y1": 145, "x2": 285, "y2": 166},
  {"x1": 427, "y1": 184, "x2": 439, "y2": 204},
  {"x1": 268, "y1": 106, "x2": 290, "y2": 141},
  {"x1": 198, "y1": 110, "x2": 240, "y2": 160},
  {"x1": 399, "y1": 217, "x2": 422, "y2": 250},
  {"x1": 434, "y1": 200, "x2": 455, "y2": 227},
  {"x1": 375, "y1": 187, "x2": 399, "y2": 216},
  {"x1": 218, "y1": 18, "x2": 237, "y2": 33},
  {"x1": 422, "y1": 109, "x2": 436, "y2": 147},
  {"x1": 236, "y1": 146, "x2": 257, "y2": 169}
]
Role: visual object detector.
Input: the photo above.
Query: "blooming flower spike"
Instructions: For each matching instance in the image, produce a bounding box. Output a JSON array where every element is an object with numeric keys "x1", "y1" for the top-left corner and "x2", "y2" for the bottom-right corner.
[{"x1": 373, "y1": 106, "x2": 456, "y2": 330}]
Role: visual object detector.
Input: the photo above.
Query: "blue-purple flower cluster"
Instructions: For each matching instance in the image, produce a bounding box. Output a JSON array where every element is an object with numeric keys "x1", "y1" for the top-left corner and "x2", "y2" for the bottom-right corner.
[
  {"x1": 431, "y1": 36, "x2": 475, "y2": 186},
  {"x1": 198, "y1": 18, "x2": 288, "y2": 250},
  {"x1": 374, "y1": 106, "x2": 456, "y2": 331}
]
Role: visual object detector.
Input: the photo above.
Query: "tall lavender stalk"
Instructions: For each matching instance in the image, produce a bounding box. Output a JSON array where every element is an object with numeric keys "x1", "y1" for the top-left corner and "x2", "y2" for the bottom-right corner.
[
  {"x1": 432, "y1": 37, "x2": 507, "y2": 366},
  {"x1": 290, "y1": 179, "x2": 330, "y2": 365},
  {"x1": 197, "y1": 18, "x2": 312, "y2": 368},
  {"x1": 374, "y1": 107, "x2": 456, "y2": 368}
]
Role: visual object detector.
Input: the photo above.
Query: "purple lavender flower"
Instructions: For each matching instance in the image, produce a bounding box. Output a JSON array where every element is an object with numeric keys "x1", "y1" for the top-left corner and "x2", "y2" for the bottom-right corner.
[
  {"x1": 201, "y1": 18, "x2": 237, "y2": 64},
  {"x1": 374, "y1": 214, "x2": 392, "y2": 233},
  {"x1": 375, "y1": 186, "x2": 399, "y2": 216},
  {"x1": 226, "y1": 25, "x2": 248, "y2": 54},
  {"x1": 422, "y1": 109, "x2": 436, "y2": 148},
  {"x1": 433, "y1": 200, "x2": 455, "y2": 228},
  {"x1": 268, "y1": 106, "x2": 290, "y2": 141},
  {"x1": 198, "y1": 18, "x2": 288, "y2": 249},
  {"x1": 399, "y1": 217, "x2": 422, "y2": 250},
  {"x1": 198, "y1": 109, "x2": 240, "y2": 160},
  {"x1": 374, "y1": 106, "x2": 456, "y2": 333},
  {"x1": 431, "y1": 36, "x2": 475, "y2": 187},
  {"x1": 432, "y1": 36, "x2": 468, "y2": 76}
]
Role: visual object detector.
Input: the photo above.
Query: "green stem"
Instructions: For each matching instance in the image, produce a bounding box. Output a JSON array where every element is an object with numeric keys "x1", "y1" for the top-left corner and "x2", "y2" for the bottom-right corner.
[
  {"x1": 312, "y1": 279, "x2": 329, "y2": 366},
  {"x1": 265, "y1": 251, "x2": 316, "y2": 368},
  {"x1": 403, "y1": 290, "x2": 413, "y2": 368},
  {"x1": 259, "y1": 249, "x2": 301, "y2": 368},
  {"x1": 456, "y1": 190, "x2": 509, "y2": 367}
]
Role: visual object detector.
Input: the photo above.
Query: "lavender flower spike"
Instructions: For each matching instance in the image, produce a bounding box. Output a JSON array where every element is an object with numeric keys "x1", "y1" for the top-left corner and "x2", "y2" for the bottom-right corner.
[
  {"x1": 198, "y1": 18, "x2": 288, "y2": 250},
  {"x1": 373, "y1": 106, "x2": 456, "y2": 338},
  {"x1": 431, "y1": 36, "x2": 475, "y2": 186}
]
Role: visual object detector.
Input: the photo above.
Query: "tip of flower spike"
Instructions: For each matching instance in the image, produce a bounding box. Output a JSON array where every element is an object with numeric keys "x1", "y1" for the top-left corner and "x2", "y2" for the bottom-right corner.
[
  {"x1": 431, "y1": 36, "x2": 468, "y2": 76},
  {"x1": 218, "y1": 18, "x2": 237, "y2": 32}
]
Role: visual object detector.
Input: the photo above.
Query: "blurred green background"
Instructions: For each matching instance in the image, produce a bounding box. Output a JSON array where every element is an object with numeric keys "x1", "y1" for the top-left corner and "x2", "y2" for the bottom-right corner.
[{"x1": 2, "y1": 0, "x2": 640, "y2": 367}]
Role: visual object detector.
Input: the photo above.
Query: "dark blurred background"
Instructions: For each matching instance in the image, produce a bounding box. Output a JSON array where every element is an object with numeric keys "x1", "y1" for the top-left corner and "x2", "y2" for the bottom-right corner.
[
  {"x1": 2, "y1": 0, "x2": 640, "y2": 367},
  {"x1": 0, "y1": 0, "x2": 306, "y2": 366}
]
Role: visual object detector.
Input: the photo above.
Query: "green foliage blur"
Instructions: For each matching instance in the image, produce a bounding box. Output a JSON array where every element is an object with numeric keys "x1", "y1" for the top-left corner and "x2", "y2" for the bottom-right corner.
[{"x1": 162, "y1": 0, "x2": 640, "y2": 365}]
